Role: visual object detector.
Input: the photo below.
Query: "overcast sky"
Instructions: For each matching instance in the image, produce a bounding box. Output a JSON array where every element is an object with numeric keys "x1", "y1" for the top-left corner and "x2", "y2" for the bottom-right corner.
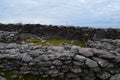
[{"x1": 0, "y1": 0, "x2": 120, "y2": 28}]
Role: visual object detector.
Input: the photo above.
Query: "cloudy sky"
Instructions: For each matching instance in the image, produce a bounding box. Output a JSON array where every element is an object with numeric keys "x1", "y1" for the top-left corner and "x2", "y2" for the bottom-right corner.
[{"x1": 0, "y1": 0, "x2": 120, "y2": 28}]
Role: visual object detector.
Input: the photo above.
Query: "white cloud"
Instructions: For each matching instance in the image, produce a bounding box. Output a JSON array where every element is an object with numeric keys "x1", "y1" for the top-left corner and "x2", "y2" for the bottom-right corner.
[{"x1": 0, "y1": 0, "x2": 120, "y2": 27}]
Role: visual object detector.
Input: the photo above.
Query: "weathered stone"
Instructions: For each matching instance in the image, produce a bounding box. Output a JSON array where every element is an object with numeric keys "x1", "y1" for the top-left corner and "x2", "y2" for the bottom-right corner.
[
  {"x1": 71, "y1": 45, "x2": 80, "y2": 54},
  {"x1": 92, "y1": 49, "x2": 115, "y2": 59},
  {"x1": 19, "y1": 44, "x2": 30, "y2": 53},
  {"x1": 4, "y1": 49, "x2": 19, "y2": 54},
  {"x1": 52, "y1": 60, "x2": 63, "y2": 66},
  {"x1": 21, "y1": 53, "x2": 33, "y2": 62},
  {"x1": 6, "y1": 43, "x2": 18, "y2": 49},
  {"x1": 96, "y1": 72, "x2": 111, "y2": 80},
  {"x1": 74, "y1": 55, "x2": 86, "y2": 61},
  {"x1": 115, "y1": 55, "x2": 120, "y2": 62},
  {"x1": 73, "y1": 61, "x2": 84, "y2": 66},
  {"x1": 47, "y1": 50, "x2": 54, "y2": 54},
  {"x1": 38, "y1": 61, "x2": 52, "y2": 67},
  {"x1": 47, "y1": 69, "x2": 59, "y2": 75},
  {"x1": 28, "y1": 49, "x2": 41, "y2": 58},
  {"x1": 48, "y1": 46, "x2": 64, "y2": 52},
  {"x1": 78, "y1": 48, "x2": 93, "y2": 57},
  {"x1": 33, "y1": 55, "x2": 50, "y2": 62},
  {"x1": 64, "y1": 45, "x2": 71, "y2": 50},
  {"x1": 92, "y1": 57, "x2": 111, "y2": 67},
  {"x1": 0, "y1": 31, "x2": 18, "y2": 43},
  {"x1": 0, "y1": 39, "x2": 120, "y2": 80},
  {"x1": 85, "y1": 59, "x2": 98, "y2": 68},
  {"x1": 30, "y1": 45, "x2": 42, "y2": 50},
  {"x1": 0, "y1": 76, "x2": 6, "y2": 80},
  {"x1": 0, "y1": 43, "x2": 6, "y2": 50},
  {"x1": 71, "y1": 68, "x2": 82, "y2": 73},
  {"x1": 110, "y1": 74, "x2": 120, "y2": 80},
  {"x1": 109, "y1": 69, "x2": 120, "y2": 74}
]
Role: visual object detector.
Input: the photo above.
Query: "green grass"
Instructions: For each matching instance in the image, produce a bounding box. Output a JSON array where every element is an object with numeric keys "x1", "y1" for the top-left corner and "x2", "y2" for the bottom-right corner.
[{"x1": 25, "y1": 38, "x2": 85, "y2": 47}]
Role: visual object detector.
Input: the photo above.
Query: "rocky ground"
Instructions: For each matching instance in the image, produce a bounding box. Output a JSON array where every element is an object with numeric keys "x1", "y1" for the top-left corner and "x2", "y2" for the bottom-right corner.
[{"x1": 0, "y1": 31, "x2": 120, "y2": 80}]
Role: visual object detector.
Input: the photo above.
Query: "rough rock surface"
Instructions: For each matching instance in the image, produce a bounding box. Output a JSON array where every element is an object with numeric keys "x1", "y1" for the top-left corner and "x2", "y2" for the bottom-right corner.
[
  {"x1": 0, "y1": 40, "x2": 120, "y2": 80},
  {"x1": 0, "y1": 31, "x2": 18, "y2": 43},
  {"x1": 0, "y1": 30, "x2": 120, "y2": 80}
]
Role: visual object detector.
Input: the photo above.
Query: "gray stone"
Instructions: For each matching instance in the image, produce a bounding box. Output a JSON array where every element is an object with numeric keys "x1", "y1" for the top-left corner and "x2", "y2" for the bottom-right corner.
[
  {"x1": 71, "y1": 68, "x2": 82, "y2": 73},
  {"x1": 38, "y1": 61, "x2": 52, "y2": 67},
  {"x1": 47, "y1": 50, "x2": 54, "y2": 54},
  {"x1": 96, "y1": 72, "x2": 111, "y2": 80},
  {"x1": 115, "y1": 55, "x2": 120, "y2": 62},
  {"x1": 92, "y1": 57, "x2": 111, "y2": 67},
  {"x1": 110, "y1": 74, "x2": 120, "y2": 80},
  {"x1": 74, "y1": 55, "x2": 86, "y2": 61},
  {"x1": 92, "y1": 49, "x2": 115, "y2": 59},
  {"x1": 48, "y1": 46, "x2": 64, "y2": 52},
  {"x1": 0, "y1": 76, "x2": 6, "y2": 80},
  {"x1": 47, "y1": 69, "x2": 59, "y2": 75},
  {"x1": 78, "y1": 48, "x2": 93, "y2": 57},
  {"x1": 0, "y1": 31, "x2": 18, "y2": 43},
  {"x1": 85, "y1": 59, "x2": 98, "y2": 68},
  {"x1": 73, "y1": 61, "x2": 84, "y2": 66},
  {"x1": 109, "y1": 69, "x2": 120, "y2": 74},
  {"x1": 19, "y1": 44, "x2": 30, "y2": 53},
  {"x1": 21, "y1": 53, "x2": 32, "y2": 62},
  {"x1": 0, "y1": 43, "x2": 6, "y2": 49},
  {"x1": 4, "y1": 49, "x2": 19, "y2": 54},
  {"x1": 71, "y1": 45, "x2": 81, "y2": 50},
  {"x1": 47, "y1": 54, "x2": 59, "y2": 60},
  {"x1": 64, "y1": 45, "x2": 71, "y2": 50},
  {"x1": 71, "y1": 45, "x2": 80, "y2": 53},
  {"x1": 28, "y1": 49, "x2": 41, "y2": 58},
  {"x1": 52, "y1": 60, "x2": 63, "y2": 66},
  {"x1": 33, "y1": 54, "x2": 50, "y2": 62},
  {"x1": 6, "y1": 43, "x2": 18, "y2": 49},
  {"x1": 30, "y1": 45, "x2": 42, "y2": 50}
]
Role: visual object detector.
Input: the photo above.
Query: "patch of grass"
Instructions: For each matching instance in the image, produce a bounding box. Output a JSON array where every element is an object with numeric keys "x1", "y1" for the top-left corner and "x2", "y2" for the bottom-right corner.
[{"x1": 25, "y1": 38, "x2": 86, "y2": 47}]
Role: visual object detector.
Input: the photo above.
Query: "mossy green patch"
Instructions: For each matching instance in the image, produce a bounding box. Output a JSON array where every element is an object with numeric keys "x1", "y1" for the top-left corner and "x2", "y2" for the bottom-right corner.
[{"x1": 25, "y1": 38, "x2": 85, "y2": 47}]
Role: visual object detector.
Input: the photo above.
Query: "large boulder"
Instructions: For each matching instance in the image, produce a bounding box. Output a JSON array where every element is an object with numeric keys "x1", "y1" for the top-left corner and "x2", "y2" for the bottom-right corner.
[
  {"x1": 78, "y1": 48, "x2": 93, "y2": 57},
  {"x1": 92, "y1": 48, "x2": 115, "y2": 59}
]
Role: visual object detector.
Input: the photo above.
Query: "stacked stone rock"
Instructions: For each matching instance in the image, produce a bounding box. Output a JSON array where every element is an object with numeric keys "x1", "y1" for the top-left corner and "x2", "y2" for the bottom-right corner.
[
  {"x1": 0, "y1": 42, "x2": 120, "y2": 80},
  {"x1": 0, "y1": 31, "x2": 18, "y2": 43},
  {"x1": 0, "y1": 31, "x2": 120, "y2": 80}
]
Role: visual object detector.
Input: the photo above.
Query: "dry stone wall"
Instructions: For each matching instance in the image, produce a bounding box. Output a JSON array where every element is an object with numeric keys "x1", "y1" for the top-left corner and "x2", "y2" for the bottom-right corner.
[
  {"x1": 0, "y1": 24, "x2": 120, "y2": 41},
  {"x1": 0, "y1": 26, "x2": 120, "y2": 80},
  {"x1": 0, "y1": 41, "x2": 120, "y2": 80}
]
